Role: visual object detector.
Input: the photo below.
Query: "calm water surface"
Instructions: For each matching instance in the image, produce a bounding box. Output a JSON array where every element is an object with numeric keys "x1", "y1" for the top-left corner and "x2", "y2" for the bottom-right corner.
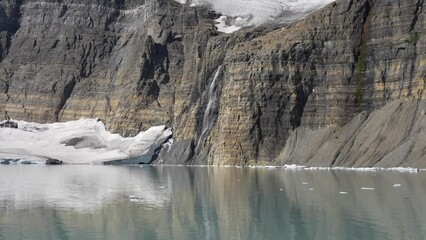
[{"x1": 0, "y1": 165, "x2": 425, "y2": 240}]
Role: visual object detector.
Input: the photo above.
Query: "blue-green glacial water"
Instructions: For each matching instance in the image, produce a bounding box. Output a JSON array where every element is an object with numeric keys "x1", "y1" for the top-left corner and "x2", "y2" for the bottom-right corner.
[{"x1": 0, "y1": 165, "x2": 425, "y2": 240}]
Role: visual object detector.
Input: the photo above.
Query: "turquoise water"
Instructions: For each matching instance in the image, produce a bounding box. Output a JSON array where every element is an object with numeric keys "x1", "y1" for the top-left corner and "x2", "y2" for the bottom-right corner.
[{"x1": 0, "y1": 165, "x2": 425, "y2": 240}]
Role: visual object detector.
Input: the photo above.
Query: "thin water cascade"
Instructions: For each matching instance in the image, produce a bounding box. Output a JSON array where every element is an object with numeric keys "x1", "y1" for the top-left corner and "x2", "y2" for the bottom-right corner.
[{"x1": 195, "y1": 65, "x2": 223, "y2": 154}]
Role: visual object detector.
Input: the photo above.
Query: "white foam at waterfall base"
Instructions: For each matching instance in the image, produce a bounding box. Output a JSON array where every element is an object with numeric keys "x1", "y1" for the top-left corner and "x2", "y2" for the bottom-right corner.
[{"x1": 0, "y1": 119, "x2": 172, "y2": 164}]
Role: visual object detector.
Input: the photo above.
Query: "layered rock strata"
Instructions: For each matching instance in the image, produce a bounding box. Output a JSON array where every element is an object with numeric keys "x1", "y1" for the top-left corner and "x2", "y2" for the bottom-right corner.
[
  {"x1": 279, "y1": 99, "x2": 426, "y2": 168},
  {"x1": 0, "y1": 0, "x2": 222, "y2": 137},
  {"x1": 1, "y1": 0, "x2": 426, "y2": 167}
]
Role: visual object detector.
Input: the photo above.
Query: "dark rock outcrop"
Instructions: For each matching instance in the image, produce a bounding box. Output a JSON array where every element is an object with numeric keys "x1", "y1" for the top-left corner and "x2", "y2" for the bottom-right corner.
[
  {"x1": 1, "y1": 0, "x2": 426, "y2": 167},
  {"x1": 46, "y1": 159, "x2": 63, "y2": 165},
  {"x1": 0, "y1": 120, "x2": 17, "y2": 128}
]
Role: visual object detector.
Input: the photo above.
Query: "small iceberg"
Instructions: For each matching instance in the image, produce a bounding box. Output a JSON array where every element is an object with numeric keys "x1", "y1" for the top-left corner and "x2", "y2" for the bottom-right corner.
[
  {"x1": 19, "y1": 160, "x2": 34, "y2": 165},
  {"x1": 388, "y1": 167, "x2": 419, "y2": 173}
]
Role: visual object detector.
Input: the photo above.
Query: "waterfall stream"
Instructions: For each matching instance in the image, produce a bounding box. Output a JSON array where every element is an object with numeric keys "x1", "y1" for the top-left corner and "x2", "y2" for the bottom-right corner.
[{"x1": 195, "y1": 65, "x2": 223, "y2": 153}]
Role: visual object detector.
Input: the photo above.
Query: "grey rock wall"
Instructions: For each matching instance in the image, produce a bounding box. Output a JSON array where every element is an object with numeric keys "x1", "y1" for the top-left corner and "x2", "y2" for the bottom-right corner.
[
  {"x1": 278, "y1": 99, "x2": 426, "y2": 168},
  {"x1": 1, "y1": 0, "x2": 426, "y2": 167}
]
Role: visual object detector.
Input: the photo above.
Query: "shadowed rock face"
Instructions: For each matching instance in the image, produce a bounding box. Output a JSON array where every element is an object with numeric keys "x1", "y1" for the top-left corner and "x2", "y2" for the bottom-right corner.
[
  {"x1": 1, "y1": 0, "x2": 426, "y2": 167},
  {"x1": 0, "y1": 0, "x2": 220, "y2": 137}
]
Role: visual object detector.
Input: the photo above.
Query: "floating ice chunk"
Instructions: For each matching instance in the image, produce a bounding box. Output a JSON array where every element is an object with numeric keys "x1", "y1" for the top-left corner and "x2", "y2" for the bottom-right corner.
[
  {"x1": 305, "y1": 167, "x2": 331, "y2": 170},
  {"x1": 388, "y1": 167, "x2": 419, "y2": 173},
  {"x1": 334, "y1": 167, "x2": 379, "y2": 172},
  {"x1": 284, "y1": 164, "x2": 306, "y2": 169},
  {"x1": 19, "y1": 160, "x2": 35, "y2": 165},
  {"x1": 286, "y1": 166, "x2": 425, "y2": 171},
  {"x1": 0, "y1": 153, "x2": 47, "y2": 164},
  {"x1": 264, "y1": 166, "x2": 278, "y2": 169}
]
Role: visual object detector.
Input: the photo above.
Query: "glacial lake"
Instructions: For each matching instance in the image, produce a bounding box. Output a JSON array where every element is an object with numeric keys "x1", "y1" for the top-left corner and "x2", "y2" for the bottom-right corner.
[{"x1": 0, "y1": 165, "x2": 425, "y2": 240}]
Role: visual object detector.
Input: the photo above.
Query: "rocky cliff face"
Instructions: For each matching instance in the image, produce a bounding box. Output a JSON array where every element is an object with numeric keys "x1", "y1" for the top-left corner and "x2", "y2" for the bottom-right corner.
[
  {"x1": 203, "y1": 0, "x2": 426, "y2": 166},
  {"x1": 279, "y1": 99, "x2": 426, "y2": 168},
  {"x1": 0, "y1": 0, "x2": 222, "y2": 137},
  {"x1": 1, "y1": 0, "x2": 426, "y2": 167}
]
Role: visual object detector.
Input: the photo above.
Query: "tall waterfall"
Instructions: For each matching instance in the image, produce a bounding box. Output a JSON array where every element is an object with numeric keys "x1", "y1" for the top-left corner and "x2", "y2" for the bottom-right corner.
[{"x1": 195, "y1": 65, "x2": 223, "y2": 153}]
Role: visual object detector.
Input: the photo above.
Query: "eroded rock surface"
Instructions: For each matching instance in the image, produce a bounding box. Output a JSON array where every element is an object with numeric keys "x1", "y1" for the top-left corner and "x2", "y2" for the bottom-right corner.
[
  {"x1": 279, "y1": 99, "x2": 426, "y2": 168},
  {"x1": 1, "y1": 0, "x2": 426, "y2": 167}
]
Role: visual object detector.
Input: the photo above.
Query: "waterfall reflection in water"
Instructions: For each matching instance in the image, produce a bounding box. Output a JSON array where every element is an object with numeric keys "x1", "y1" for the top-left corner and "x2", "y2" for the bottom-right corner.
[{"x1": 0, "y1": 165, "x2": 425, "y2": 240}]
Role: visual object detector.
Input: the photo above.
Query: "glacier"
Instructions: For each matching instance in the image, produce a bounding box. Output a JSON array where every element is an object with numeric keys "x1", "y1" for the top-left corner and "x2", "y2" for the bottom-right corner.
[
  {"x1": 178, "y1": 0, "x2": 335, "y2": 32},
  {"x1": 0, "y1": 119, "x2": 172, "y2": 164}
]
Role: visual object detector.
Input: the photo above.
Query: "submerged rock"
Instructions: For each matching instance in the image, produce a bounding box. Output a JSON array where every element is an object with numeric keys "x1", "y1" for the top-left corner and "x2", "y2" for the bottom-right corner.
[
  {"x1": 0, "y1": 159, "x2": 11, "y2": 165},
  {"x1": 45, "y1": 159, "x2": 63, "y2": 165},
  {"x1": 0, "y1": 121, "x2": 18, "y2": 129}
]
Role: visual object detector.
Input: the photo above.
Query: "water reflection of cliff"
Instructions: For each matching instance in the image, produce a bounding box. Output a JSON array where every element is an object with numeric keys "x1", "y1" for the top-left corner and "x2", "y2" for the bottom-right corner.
[{"x1": 0, "y1": 166, "x2": 425, "y2": 239}]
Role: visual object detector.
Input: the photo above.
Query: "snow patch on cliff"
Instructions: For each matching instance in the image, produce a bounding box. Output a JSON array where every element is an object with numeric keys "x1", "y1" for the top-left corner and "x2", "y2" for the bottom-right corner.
[
  {"x1": 215, "y1": 16, "x2": 242, "y2": 33},
  {"x1": 181, "y1": 0, "x2": 335, "y2": 30},
  {"x1": 0, "y1": 119, "x2": 172, "y2": 164}
]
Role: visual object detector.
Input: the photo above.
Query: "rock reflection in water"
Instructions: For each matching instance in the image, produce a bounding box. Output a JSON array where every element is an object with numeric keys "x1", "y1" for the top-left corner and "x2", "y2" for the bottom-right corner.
[{"x1": 0, "y1": 166, "x2": 425, "y2": 240}]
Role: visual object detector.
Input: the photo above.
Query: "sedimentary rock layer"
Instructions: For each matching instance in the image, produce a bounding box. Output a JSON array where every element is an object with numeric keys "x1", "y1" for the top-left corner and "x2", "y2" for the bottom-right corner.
[
  {"x1": 0, "y1": 0, "x2": 221, "y2": 137},
  {"x1": 199, "y1": 0, "x2": 426, "y2": 166},
  {"x1": 1, "y1": 0, "x2": 426, "y2": 167},
  {"x1": 279, "y1": 99, "x2": 426, "y2": 168}
]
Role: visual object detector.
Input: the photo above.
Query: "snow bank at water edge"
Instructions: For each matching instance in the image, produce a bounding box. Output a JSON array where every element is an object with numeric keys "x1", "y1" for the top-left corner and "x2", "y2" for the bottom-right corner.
[{"x1": 0, "y1": 119, "x2": 172, "y2": 164}]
